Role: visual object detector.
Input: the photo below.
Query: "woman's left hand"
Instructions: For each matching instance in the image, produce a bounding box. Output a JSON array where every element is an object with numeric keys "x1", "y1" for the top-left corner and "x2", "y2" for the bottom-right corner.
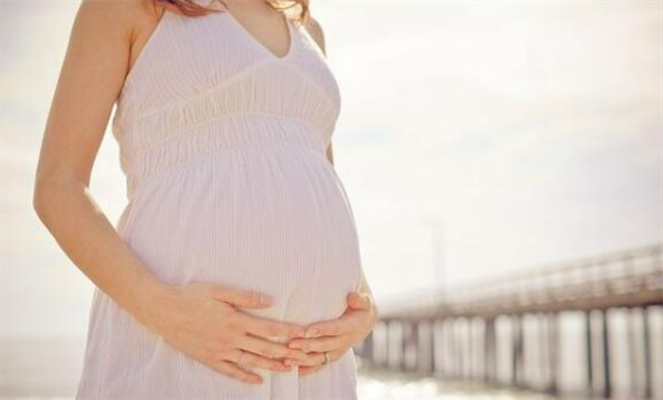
[{"x1": 284, "y1": 291, "x2": 379, "y2": 376}]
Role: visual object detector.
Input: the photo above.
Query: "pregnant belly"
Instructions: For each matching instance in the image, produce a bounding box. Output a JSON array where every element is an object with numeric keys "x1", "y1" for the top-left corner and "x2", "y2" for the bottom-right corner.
[{"x1": 117, "y1": 144, "x2": 362, "y2": 325}]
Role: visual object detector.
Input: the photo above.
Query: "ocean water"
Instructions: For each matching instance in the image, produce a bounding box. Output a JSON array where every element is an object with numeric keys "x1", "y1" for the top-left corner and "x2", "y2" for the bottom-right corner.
[{"x1": 0, "y1": 337, "x2": 547, "y2": 399}]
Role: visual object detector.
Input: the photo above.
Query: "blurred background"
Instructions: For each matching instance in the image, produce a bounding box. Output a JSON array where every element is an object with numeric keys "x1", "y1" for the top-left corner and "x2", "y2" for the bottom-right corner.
[{"x1": 1, "y1": 0, "x2": 661, "y2": 399}]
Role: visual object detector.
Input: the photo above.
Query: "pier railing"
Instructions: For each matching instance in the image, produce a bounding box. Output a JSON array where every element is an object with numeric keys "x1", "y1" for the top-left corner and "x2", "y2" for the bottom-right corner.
[
  {"x1": 356, "y1": 243, "x2": 663, "y2": 399},
  {"x1": 378, "y1": 243, "x2": 662, "y2": 319}
]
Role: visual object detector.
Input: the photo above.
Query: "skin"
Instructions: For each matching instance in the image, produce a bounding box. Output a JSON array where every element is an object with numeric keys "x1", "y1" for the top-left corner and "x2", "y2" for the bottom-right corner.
[{"x1": 33, "y1": 0, "x2": 378, "y2": 385}]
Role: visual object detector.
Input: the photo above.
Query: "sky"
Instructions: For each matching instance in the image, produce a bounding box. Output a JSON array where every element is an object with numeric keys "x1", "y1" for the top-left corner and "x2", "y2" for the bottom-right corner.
[{"x1": 1, "y1": 0, "x2": 661, "y2": 338}]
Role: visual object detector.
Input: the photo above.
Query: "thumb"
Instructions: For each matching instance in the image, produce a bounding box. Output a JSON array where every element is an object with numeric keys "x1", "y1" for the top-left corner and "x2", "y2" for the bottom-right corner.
[
  {"x1": 347, "y1": 292, "x2": 371, "y2": 311},
  {"x1": 208, "y1": 283, "x2": 273, "y2": 309}
]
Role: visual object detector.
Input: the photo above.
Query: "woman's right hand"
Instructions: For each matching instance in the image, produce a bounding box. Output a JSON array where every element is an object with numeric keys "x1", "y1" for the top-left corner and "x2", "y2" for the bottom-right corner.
[{"x1": 137, "y1": 282, "x2": 310, "y2": 384}]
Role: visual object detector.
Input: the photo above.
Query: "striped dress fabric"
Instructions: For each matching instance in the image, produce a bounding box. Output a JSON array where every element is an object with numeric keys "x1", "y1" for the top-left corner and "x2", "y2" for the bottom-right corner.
[{"x1": 75, "y1": 5, "x2": 362, "y2": 399}]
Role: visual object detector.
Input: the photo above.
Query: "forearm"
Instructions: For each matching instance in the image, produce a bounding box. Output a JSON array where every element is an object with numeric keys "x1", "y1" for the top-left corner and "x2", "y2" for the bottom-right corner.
[{"x1": 34, "y1": 175, "x2": 168, "y2": 326}]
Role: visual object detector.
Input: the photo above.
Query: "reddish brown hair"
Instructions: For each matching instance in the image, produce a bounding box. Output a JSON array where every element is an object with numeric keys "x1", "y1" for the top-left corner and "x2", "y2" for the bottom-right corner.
[{"x1": 152, "y1": 0, "x2": 310, "y2": 24}]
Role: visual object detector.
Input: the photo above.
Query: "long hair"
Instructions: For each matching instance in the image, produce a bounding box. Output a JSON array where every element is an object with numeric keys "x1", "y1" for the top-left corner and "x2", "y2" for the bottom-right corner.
[{"x1": 152, "y1": 0, "x2": 310, "y2": 24}]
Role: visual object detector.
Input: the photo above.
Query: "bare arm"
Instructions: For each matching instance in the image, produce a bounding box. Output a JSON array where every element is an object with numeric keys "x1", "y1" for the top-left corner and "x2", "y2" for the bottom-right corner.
[
  {"x1": 33, "y1": 0, "x2": 311, "y2": 384},
  {"x1": 33, "y1": 0, "x2": 164, "y2": 322}
]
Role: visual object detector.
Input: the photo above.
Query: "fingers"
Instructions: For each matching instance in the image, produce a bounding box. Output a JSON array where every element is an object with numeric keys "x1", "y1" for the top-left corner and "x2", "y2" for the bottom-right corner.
[
  {"x1": 286, "y1": 351, "x2": 326, "y2": 367},
  {"x1": 286, "y1": 349, "x2": 344, "y2": 368},
  {"x1": 227, "y1": 349, "x2": 292, "y2": 373},
  {"x1": 211, "y1": 359, "x2": 264, "y2": 384},
  {"x1": 298, "y1": 318, "x2": 353, "y2": 338},
  {"x1": 237, "y1": 333, "x2": 310, "y2": 362},
  {"x1": 208, "y1": 284, "x2": 274, "y2": 309},
  {"x1": 347, "y1": 292, "x2": 371, "y2": 310},
  {"x1": 299, "y1": 364, "x2": 325, "y2": 376},
  {"x1": 235, "y1": 312, "x2": 306, "y2": 343},
  {"x1": 288, "y1": 335, "x2": 345, "y2": 353}
]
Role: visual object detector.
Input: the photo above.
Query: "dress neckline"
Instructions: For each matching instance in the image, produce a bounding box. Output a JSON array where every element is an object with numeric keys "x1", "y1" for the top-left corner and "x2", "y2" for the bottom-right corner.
[
  {"x1": 223, "y1": 10, "x2": 296, "y2": 61},
  {"x1": 119, "y1": 7, "x2": 300, "y2": 99}
]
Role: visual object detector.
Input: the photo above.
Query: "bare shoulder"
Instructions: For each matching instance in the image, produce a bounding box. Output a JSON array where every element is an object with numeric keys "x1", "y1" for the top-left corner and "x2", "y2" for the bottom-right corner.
[
  {"x1": 303, "y1": 14, "x2": 327, "y2": 56},
  {"x1": 76, "y1": 0, "x2": 145, "y2": 33},
  {"x1": 72, "y1": 0, "x2": 170, "y2": 84},
  {"x1": 79, "y1": 0, "x2": 169, "y2": 43}
]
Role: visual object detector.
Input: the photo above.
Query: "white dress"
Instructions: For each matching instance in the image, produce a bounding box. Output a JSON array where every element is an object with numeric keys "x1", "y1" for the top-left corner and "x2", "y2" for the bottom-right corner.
[{"x1": 75, "y1": 5, "x2": 362, "y2": 399}]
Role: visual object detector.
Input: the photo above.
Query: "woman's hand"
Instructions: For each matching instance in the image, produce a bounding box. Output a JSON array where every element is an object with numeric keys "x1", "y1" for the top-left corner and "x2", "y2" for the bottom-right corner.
[
  {"x1": 139, "y1": 282, "x2": 311, "y2": 384},
  {"x1": 285, "y1": 291, "x2": 378, "y2": 376}
]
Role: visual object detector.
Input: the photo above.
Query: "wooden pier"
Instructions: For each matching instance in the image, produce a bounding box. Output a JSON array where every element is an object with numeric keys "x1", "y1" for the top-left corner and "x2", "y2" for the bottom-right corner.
[{"x1": 355, "y1": 243, "x2": 663, "y2": 399}]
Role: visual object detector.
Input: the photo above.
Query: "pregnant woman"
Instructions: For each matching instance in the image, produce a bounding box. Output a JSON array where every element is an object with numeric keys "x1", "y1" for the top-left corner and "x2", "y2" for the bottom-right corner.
[{"x1": 32, "y1": 0, "x2": 378, "y2": 397}]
